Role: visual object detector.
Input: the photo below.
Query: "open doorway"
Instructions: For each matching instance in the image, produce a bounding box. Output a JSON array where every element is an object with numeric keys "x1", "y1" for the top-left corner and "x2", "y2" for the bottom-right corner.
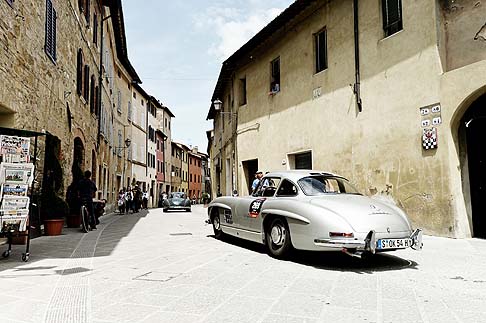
[
  {"x1": 459, "y1": 94, "x2": 486, "y2": 238},
  {"x1": 242, "y1": 159, "x2": 258, "y2": 196}
]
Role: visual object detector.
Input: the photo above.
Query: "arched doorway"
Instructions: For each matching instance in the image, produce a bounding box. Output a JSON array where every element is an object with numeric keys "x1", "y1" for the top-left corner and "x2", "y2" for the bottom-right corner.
[
  {"x1": 72, "y1": 137, "x2": 85, "y2": 182},
  {"x1": 459, "y1": 94, "x2": 486, "y2": 238}
]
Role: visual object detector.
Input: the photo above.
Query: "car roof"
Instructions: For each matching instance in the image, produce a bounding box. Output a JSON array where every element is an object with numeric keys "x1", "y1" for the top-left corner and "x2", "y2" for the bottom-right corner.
[{"x1": 263, "y1": 170, "x2": 347, "y2": 182}]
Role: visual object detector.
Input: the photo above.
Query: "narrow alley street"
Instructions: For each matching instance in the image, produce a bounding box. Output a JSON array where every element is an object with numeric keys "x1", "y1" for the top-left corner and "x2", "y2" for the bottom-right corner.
[{"x1": 0, "y1": 206, "x2": 485, "y2": 323}]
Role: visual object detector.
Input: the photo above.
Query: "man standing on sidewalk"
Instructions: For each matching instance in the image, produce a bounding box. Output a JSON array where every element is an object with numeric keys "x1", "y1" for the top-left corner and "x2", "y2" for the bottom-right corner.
[{"x1": 77, "y1": 170, "x2": 97, "y2": 230}]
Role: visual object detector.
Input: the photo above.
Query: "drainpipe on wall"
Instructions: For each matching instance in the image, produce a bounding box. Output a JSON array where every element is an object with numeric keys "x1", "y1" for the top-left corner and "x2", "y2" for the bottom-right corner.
[{"x1": 353, "y1": 0, "x2": 363, "y2": 112}]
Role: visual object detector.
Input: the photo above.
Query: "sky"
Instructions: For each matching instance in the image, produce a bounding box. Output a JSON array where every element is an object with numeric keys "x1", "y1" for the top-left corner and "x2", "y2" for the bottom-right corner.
[{"x1": 122, "y1": 0, "x2": 294, "y2": 152}]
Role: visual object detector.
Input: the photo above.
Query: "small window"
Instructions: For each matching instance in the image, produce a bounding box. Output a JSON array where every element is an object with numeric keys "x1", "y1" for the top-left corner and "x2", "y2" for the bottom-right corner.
[
  {"x1": 277, "y1": 179, "x2": 298, "y2": 197},
  {"x1": 84, "y1": 0, "x2": 90, "y2": 24},
  {"x1": 314, "y1": 28, "x2": 328, "y2": 73},
  {"x1": 240, "y1": 78, "x2": 247, "y2": 106},
  {"x1": 45, "y1": 0, "x2": 57, "y2": 62},
  {"x1": 270, "y1": 57, "x2": 280, "y2": 93},
  {"x1": 133, "y1": 92, "x2": 136, "y2": 99},
  {"x1": 76, "y1": 49, "x2": 83, "y2": 95},
  {"x1": 117, "y1": 90, "x2": 122, "y2": 113},
  {"x1": 83, "y1": 65, "x2": 90, "y2": 99},
  {"x1": 93, "y1": 13, "x2": 98, "y2": 45},
  {"x1": 127, "y1": 101, "x2": 132, "y2": 120},
  {"x1": 90, "y1": 75, "x2": 96, "y2": 113},
  {"x1": 382, "y1": 0, "x2": 403, "y2": 37}
]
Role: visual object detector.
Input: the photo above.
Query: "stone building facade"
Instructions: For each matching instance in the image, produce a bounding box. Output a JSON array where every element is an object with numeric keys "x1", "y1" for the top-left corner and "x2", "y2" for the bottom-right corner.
[
  {"x1": 0, "y1": 0, "x2": 169, "y2": 215},
  {"x1": 207, "y1": 0, "x2": 486, "y2": 238}
]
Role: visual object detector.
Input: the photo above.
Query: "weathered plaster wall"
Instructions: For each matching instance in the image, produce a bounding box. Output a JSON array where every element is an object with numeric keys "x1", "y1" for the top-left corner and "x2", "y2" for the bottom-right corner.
[
  {"x1": 214, "y1": 0, "x2": 480, "y2": 236},
  {"x1": 439, "y1": 0, "x2": 486, "y2": 71}
]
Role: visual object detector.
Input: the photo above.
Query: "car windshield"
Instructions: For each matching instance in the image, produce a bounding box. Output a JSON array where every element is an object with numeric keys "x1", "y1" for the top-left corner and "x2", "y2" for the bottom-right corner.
[
  {"x1": 297, "y1": 176, "x2": 361, "y2": 196},
  {"x1": 170, "y1": 192, "x2": 185, "y2": 199}
]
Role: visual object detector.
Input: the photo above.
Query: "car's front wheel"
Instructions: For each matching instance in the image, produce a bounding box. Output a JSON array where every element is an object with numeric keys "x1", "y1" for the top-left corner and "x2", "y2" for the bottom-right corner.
[
  {"x1": 212, "y1": 214, "x2": 223, "y2": 239},
  {"x1": 266, "y1": 217, "x2": 291, "y2": 258}
]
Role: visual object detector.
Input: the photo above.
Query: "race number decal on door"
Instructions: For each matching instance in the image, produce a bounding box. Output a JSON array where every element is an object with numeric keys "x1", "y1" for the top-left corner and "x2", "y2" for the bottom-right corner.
[{"x1": 249, "y1": 199, "x2": 266, "y2": 218}]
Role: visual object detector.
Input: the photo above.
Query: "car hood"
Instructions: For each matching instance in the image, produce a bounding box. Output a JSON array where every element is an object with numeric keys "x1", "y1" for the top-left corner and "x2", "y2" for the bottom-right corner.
[{"x1": 309, "y1": 194, "x2": 411, "y2": 233}]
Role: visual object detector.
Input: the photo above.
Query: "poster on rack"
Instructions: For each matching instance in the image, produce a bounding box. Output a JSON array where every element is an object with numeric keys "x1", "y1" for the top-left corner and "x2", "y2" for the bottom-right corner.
[
  {"x1": 1, "y1": 196, "x2": 30, "y2": 210},
  {"x1": 0, "y1": 135, "x2": 30, "y2": 163},
  {"x1": 0, "y1": 163, "x2": 34, "y2": 185},
  {"x1": 1, "y1": 184, "x2": 28, "y2": 199}
]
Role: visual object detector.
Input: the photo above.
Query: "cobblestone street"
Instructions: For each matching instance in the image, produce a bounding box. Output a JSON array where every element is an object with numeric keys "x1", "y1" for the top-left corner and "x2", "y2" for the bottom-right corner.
[{"x1": 0, "y1": 205, "x2": 485, "y2": 323}]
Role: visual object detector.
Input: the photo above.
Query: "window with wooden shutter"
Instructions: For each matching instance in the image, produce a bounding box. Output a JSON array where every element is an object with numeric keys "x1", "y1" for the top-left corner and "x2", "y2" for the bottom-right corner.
[
  {"x1": 85, "y1": 0, "x2": 90, "y2": 24},
  {"x1": 93, "y1": 13, "x2": 98, "y2": 45},
  {"x1": 45, "y1": 0, "x2": 57, "y2": 62},
  {"x1": 94, "y1": 85, "x2": 99, "y2": 116},
  {"x1": 84, "y1": 65, "x2": 90, "y2": 100},
  {"x1": 382, "y1": 0, "x2": 403, "y2": 37},
  {"x1": 90, "y1": 75, "x2": 96, "y2": 114},
  {"x1": 77, "y1": 49, "x2": 83, "y2": 95},
  {"x1": 78, "y1": 0, "x2": 84, "y2": 12}
]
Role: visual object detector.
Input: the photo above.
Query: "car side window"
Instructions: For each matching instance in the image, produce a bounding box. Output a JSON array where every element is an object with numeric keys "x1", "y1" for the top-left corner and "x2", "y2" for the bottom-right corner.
[
  {"x1": 276, "y1": 179, "x2": 298, "y2": 197},
  {"x1": 256, "y1": 177, "x2": 281, "y2": 197}
]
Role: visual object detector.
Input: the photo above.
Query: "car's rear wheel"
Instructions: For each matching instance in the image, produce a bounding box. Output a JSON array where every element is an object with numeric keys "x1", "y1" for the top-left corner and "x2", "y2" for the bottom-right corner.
[
  {"x1": 266, "y1": 217, "x2": 291, "y2": 258},
  {"x1": 212, "y1": 213, "x2": 223, "y2": 239}
]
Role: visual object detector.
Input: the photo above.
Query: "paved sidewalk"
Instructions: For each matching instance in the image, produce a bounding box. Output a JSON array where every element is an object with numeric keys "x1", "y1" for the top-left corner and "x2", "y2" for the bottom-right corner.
[{"x1": 0, "y1": 206, "x2": 485, "y2": 323}]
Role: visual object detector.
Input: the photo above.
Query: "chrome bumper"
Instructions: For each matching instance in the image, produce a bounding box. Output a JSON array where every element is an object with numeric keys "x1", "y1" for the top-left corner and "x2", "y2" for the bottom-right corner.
[{"x1": 314, "y1": 229, "x2": 423, "y2": 254}]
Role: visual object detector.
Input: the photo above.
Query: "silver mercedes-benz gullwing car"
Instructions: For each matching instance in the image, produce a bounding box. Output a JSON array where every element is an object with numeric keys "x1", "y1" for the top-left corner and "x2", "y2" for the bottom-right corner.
[
  {"x1": 163, "y1": 192, "x2": 191, "y2": 212},
  {"x1": 206, "y1": 171, "x2": 422, "y2": 259}
]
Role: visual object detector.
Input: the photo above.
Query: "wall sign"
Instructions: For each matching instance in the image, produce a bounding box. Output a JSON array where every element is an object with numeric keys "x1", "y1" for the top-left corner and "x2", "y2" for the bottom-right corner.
[{"x1": 422, "y1": 128, "x2": 438, "y2": 150}]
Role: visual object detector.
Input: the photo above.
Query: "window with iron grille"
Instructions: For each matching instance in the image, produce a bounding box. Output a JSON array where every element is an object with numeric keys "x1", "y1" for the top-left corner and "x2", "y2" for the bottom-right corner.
[
  {"x1": 314, "y1": 28, "x2": 328, "y2": 73},
  {"x1": 45, "y1": 0, "x2": 57, "y2": 62},
  {"x1": 382, "y1": 0, "x2": 403, "y2": 37}
]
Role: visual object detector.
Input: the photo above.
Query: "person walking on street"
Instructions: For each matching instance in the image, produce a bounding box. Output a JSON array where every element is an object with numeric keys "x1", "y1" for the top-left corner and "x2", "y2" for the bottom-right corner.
[
  {"x1": 118, "y1": 189, "x2": 125, "y2": 214},
  {"x1": 142, "y1": 190, "x2": 148, "y2": 209},
  {"x1": 125, "y1": 187, "x2": 133, "y2": 214},
  {"x1": 77, "y1": 170, "x2": 97, "y2": 230}
]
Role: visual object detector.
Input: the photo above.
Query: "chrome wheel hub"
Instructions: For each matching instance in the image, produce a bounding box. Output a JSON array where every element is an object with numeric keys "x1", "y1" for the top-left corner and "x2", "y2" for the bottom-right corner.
[{"x1": 270, "y1": 225, "x2": 285, "y2": 246}]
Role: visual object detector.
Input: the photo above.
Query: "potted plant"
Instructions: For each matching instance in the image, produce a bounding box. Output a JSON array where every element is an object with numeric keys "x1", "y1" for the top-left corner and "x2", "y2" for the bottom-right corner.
[{"x1": 42, "y1": 192, "x2": 68, "y2": 236}]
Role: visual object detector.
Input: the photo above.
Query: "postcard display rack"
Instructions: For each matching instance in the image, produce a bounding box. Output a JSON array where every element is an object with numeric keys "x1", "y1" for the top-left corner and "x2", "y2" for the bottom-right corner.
[{"x1": 0, "y1": 135, "x2": 34, "y2": 262}]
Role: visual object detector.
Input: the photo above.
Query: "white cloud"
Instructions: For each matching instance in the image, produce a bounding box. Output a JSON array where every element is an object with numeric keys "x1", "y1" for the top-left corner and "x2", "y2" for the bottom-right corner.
[{"x1": 194, "y1": 5, "x2": 285, "y2": 60}]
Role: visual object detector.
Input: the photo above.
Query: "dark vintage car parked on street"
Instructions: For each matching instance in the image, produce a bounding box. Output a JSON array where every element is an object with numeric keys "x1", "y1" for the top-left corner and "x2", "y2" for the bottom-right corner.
[
  {"x1": 163, "y1": 192, "x2": 191, "y2": 212},
  {"x1": 206, "y1": 170, "x2": 423, "y2": 259}
]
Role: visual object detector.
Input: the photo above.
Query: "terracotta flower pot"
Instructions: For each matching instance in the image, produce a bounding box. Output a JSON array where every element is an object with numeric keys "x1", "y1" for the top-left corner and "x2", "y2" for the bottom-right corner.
[{"x1": 44, "y1": 219, "x2": 64, "y2": 236}]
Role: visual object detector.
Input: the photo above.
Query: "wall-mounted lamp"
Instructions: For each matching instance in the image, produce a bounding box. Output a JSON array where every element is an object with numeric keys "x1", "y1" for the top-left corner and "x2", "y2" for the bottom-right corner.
[
  {"x1": 115, "y1": 138, "x2": 131, "y2": 149},
  {"x1": 213, "y1": 99, "x2": 237, "y2": 117}
]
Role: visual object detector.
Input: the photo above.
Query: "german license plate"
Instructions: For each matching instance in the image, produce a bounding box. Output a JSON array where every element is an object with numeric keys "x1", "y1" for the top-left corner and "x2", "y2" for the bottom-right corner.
[{"x1": 377, "y1": 238, "x2": 412, "y2": 250}]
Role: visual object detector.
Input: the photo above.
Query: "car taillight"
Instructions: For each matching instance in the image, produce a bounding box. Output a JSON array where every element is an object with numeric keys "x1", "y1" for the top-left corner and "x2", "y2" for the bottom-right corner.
[{"x1": 329, "y1": 232, "x2": 354, "y2": 238}]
